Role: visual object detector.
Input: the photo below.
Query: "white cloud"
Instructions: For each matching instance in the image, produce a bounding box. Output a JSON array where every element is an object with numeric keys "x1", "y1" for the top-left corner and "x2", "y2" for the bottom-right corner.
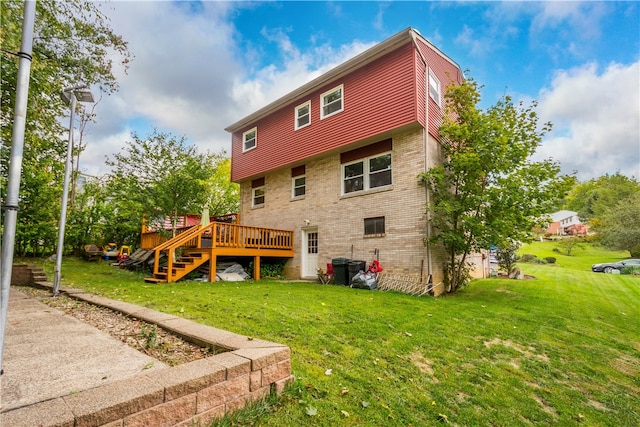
[
  {"x1": 82, "y1": 2, "x2": 374, "y2": 176},
  {"x1": 535, "y1": 61, "x2": 640, "y2": 180}
]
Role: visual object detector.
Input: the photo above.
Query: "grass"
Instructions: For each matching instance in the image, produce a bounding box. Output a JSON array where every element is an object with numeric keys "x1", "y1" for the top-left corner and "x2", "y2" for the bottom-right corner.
[{"x1": 20, "y1": 243, "x2": 640, "y2": 426}]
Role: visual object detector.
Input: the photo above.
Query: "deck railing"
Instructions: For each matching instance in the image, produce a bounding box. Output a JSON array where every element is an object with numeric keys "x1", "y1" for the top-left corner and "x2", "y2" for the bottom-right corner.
[
  {"x1": 210, "y1": 222, "x2": 292, "y2": 250},
  {"x1": 148, "y1": 222, "x2": 294, "y2": 282}
]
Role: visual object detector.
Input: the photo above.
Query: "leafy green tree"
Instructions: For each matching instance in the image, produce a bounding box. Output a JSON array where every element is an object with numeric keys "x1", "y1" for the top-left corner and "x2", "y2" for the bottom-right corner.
[
  {"x1": 594, "y1": 192, "x2": 640, "y2": 257},
  {"x1": 496, "y1": 240, "x2": 520, "y2": 274},
  {"x1": 205, "y1": 158, "x2": 239, "y2": 216},
  {"x1": 105, "y1": 130, "x2": 223, "y2": 237},
  {"x1": 566, "y1": 173, "x2": 639, "y2": 222},
  {"x1": 555, "y1": 237, "x2": 585, "y2": 256},
  {"x1": 65, "y1": 178, "x2": 111, "y2": 254},
  {"x1": 1, "y1": 0, "x2": 131, "y2": 255},
  {"x1": 419, "y1": 77, "x2": 572, "y2": 292}
]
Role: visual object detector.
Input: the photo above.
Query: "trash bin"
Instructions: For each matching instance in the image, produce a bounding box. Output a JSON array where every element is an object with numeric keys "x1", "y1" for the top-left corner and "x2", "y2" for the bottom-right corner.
[
  {"x1": 332, "y1": 258, "x2": 350, "y2": 285},
  {"x1": 348, "y1": 260, "x2": 366, "y2": 286}
]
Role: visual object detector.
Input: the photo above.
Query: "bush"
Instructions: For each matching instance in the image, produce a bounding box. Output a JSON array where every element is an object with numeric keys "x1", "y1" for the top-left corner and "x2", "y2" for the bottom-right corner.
[
  {"x1": 544, "y1": 257, "x2": 557, "y2": 264},
  {"x1": 621, "y1": 266, "x2": 640, "y2": 275},
  {"x1": 496, "y1": 241, "x2": 520, "y2": 273},
  {"x1": 518, "y1": 253, "x2": 547, "y2": 264},
  {"x1": 519, "y1": 254, "x2": 537, "y2": 262}
]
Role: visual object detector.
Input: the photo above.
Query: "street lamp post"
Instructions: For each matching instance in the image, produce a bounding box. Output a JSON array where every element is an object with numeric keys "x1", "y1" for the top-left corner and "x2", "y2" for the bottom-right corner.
[{"x1": 53, "y1": 85, "x2": 94, "y2": 296}]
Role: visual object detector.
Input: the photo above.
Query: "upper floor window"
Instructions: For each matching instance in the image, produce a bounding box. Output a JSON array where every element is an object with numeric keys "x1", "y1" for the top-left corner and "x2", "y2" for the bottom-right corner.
[
  {"x1": 320, "y1": 84, "x2": 343, "y2": 119},
  {"x1": 243, "y1": 127, "x2": 257, "y2": 152},
  {"x1": 295, "y1": 101, "x2": 311, "y2": 130},
  {"x1": 428, "y1": 69, "x2": 441, "y2": 107},
  {"x1": 342, "y1": 152, "x2": 392, "y2": 195},
  {"x1": 291, "y1": 165, "x2": 306, "y2": 198}
]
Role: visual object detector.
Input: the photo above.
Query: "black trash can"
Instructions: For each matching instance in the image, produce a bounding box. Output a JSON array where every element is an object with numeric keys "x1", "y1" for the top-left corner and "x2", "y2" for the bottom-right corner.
[
  {"x1": 348, "y1": 260, "x2": 367, "y2": 286},
  {"x1": 332, "y1": 258, "x2": 350, "y2": 285}
]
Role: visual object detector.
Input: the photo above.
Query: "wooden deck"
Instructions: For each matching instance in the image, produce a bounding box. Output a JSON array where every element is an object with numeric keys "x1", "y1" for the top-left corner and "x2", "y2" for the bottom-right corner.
[{"x1": 143, "y1": 222, "x2": 294, "y2": 283}]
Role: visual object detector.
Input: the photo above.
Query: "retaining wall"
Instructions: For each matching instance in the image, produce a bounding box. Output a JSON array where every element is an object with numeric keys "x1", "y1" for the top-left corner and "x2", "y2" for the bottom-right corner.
[{"x1": 2, "y1": 280, "x2": 293, "y2": 427}]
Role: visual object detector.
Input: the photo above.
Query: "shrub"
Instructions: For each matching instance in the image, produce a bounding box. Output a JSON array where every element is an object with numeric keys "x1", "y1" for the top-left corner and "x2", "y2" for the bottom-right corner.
[
  {"x1": 621, "y1": 266, "x2": 640, "y2": 275},
  {"x1": 496, "y1": 241, "x2": 520, "y2": 273},
  {"x1": 518, "y1": 254, "x2": 546, "y2": 264},
  {"x1": 544, "y1": 257, "x2": 557, "y2": 264},
  {"x1": 519, "y1": 254, "x2": 537, "y2": 262}
]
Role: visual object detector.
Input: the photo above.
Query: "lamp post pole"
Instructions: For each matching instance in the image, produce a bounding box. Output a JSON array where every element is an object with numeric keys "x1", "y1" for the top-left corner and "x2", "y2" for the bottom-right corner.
[
  {"x1": 53, "y1": 86, "x2": 93, "y2": 296},
  {"x1": 0, "y1": 0, "x2": 36, "y2": 374}
]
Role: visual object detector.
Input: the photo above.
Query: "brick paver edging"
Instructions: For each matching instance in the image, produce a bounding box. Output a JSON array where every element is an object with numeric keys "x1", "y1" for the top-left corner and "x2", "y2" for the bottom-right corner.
[{"x1": 2, "y1": 282, "x2": 293, "y2": 427}]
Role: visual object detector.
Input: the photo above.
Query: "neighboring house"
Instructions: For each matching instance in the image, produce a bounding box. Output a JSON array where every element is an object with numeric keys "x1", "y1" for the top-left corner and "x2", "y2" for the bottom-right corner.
[
  {"x1": 546, "y1": 210, "x2": 587, "y2": 236},
  {"x1": 225, "y1": 27, "x2": 465, "y2": 293}
]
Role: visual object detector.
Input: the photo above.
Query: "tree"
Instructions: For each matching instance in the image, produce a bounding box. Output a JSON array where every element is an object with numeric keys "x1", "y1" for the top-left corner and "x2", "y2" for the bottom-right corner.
[
  {"x1": 419, "y1": 77, "x2": 572, "y2": 292},
  {"x1": 204, "y1": 158, "x2": 239, "y2": 216},
  {"x1": 566, "y1": 173, "x2": 639, "y2": 222},
  {"x1": 1, "y1": 0, "x2": 131, "y2": 255},
  {"x1": 594, "y1": 192, "x2": 640, "y2": 257},
  {"x1": 496, "y1": 240, "x2": 520, "y2": 274},
  {"x1": 105, "y1": 130, "x2": 223, "y2": 237}
]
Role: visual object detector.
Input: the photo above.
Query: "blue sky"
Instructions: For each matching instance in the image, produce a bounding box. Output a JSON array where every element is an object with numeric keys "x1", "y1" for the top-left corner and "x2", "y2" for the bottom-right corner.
[{"x1": 84, "y1": 1, "x2": 640, "y2": 181}]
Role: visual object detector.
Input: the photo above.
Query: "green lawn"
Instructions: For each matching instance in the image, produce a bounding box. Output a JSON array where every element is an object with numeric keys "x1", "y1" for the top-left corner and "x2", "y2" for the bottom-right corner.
[{"x1": 24, "y1": 242, "x2": 639, "y2": 426}]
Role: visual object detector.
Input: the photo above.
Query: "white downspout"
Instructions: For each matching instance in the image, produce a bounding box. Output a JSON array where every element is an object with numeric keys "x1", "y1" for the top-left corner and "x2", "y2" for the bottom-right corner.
[
  {"x1": 411, "y1": 31, "x2": 433, "y2": 280},
  {"x1": 424, "y1": 69, "x2": 433, "y2": 280}
]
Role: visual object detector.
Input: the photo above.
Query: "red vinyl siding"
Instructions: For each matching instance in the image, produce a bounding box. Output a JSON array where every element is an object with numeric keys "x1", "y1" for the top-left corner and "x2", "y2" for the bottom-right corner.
[
  {"x1": 231, "y1": 43, "x2": 419, "y2": 182},
  {"x1": 414, "y1": 38, "x2": 462, "y2": 138}
]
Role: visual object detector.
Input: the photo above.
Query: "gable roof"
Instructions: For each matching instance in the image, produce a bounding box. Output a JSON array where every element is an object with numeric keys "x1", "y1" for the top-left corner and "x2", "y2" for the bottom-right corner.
[{"x1": 225, "y1": 27, "x2": 461, "y2": 133}]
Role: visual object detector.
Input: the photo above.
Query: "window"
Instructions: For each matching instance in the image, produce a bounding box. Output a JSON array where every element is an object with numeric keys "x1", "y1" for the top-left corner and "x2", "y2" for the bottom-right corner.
[
  {"x1": 252, "y1": 187, "x2": 264, "y2": 207},
  {"x1": 364, "y1": 217, "x2": 385, "y2": 236},
  {"x1": 342, "y1": 152, "x2": 392, "y2": 194},
  {"x1": 320, "y1": 84, "x2": 343, "y2": 119},
  {"x1": 292, "y1": 176, "x2": 306, "y2": 198},
  {"x1": 243, "y1": 127, "x2": 257, "y2": 152},
  {"x1": 251, "y1": 177, "x2": 265, "y2": 207},
  {"x1": 369, "y1": 153, "x2": 392, "y2": 189},
  {"x1": 295, "y1": 101, "x2": 311, "y2": 130},
  {"x1": 291, "y1": 165, "x2": 306, "y2": 198},
  {"x1": 428, "y1": 69, "x2": 441, "y2": 107}
]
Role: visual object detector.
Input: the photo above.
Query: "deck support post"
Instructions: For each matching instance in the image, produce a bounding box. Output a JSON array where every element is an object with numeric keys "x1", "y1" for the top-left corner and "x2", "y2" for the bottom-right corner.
[
  {"x1": 209, "y1": 253, "x2": 217, "y2": 282},
  {"x1": 254, "y1": 256, "x2": 261, "y2": 281}
]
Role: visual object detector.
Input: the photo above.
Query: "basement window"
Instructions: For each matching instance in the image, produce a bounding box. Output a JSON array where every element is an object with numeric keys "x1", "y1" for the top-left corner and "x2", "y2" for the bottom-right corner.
[{"x1": 364, "y1": 217, "x2": 385, "y2": 236}]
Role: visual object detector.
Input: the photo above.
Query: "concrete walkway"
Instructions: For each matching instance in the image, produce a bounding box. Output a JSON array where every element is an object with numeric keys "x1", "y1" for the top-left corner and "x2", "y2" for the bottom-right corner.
[{"x1": 1, "y1": 288, "x2": 167, "y2": 412}]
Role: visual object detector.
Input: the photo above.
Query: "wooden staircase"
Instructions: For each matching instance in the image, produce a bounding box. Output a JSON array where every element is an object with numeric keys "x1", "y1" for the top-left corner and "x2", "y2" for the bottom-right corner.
[
  {"x1": 145, "y1": 248, "x2": 210, "y2": 283},
  {"x1": 144, "y1": 224, "x2": 209, "y2": 283},
  {"x1": 143, "y1": 220, "x2": 294, "y2": 283}
]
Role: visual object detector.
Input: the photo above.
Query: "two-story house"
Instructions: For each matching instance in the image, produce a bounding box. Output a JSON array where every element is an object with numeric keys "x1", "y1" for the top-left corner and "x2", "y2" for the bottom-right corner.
[{"x1": 225, "y1": 27, "x2": 465, "y2": 293}]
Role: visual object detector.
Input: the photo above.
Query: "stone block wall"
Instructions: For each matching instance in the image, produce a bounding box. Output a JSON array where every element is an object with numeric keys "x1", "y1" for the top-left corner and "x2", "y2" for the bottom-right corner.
[
  {"x1": 1, "y1": 284, "x2": 293, "y2": 427},
  {"x1": 11, "y1": 264, "x2": 47, "y2": 286}
]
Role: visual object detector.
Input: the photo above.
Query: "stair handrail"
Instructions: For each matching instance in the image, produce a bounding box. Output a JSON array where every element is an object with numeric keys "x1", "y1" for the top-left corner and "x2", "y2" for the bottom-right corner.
[{"x1": 152, "y1": 222, "x2": 218, "y2": 281}]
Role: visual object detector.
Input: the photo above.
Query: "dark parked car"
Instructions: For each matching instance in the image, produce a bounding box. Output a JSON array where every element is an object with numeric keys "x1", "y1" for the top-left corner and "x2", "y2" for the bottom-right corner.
[{"x1": 591, "y1": 259, "x2": 640, "y2": 273}]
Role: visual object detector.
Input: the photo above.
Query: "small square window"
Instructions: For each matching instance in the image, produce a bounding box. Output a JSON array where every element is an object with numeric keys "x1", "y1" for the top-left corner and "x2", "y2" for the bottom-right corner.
[
  {"x1": 243, "y1": 127, "x2": 257, "y2": 152},
  {"x1": 320, "y1": 84, "x2": 344, "y2": 119},
  {"x1": 295, "y1": 101, "x2": 311, "y2": 130},
  {"x1": 364, "y1": 217, "x2": 385, "y2": 236}
]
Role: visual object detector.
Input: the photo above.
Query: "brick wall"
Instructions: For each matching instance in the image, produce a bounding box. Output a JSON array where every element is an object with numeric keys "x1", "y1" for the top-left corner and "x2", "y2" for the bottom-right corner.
[{"x1": 239, "y1": 128, "x2": 448, "y2": 289}]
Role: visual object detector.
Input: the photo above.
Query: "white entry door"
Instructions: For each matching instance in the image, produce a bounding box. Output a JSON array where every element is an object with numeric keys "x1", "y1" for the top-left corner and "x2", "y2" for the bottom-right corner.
[{"x1": 302, "y1": 228, "x2": 318, "y2": 278}]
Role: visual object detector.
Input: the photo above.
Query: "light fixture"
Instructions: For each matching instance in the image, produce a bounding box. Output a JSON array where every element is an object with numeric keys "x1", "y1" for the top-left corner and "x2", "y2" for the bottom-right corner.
[{"x1": 53, "y1": 84, "x2": 95, "y2": 296}]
